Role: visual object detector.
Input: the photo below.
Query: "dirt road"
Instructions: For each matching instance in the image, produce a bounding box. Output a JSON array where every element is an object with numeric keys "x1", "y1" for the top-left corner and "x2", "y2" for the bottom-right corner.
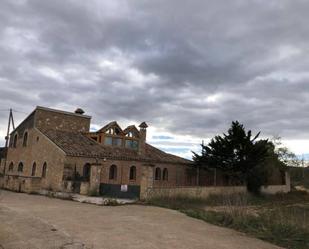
[{"x1": 0, "y1": 191, "x2": 281, "y2": 249}]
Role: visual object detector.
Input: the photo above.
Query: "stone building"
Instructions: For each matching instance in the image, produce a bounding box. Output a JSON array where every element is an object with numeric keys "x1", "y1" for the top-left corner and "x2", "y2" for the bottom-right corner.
[{"x1": 0, "y1": 106, "x2": 191, "y2": 198}]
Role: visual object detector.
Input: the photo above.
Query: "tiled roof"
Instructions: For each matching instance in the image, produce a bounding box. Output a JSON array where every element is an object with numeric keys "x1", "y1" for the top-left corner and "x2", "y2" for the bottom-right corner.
[{"x1": 41, "y1": 129, "x2": 191, "y2": 164}]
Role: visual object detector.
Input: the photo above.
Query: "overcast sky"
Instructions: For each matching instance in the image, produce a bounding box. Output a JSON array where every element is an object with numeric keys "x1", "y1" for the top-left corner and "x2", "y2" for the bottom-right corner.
[{"x1": 0, "y1": 0, "x2": 309, "y2": 159}]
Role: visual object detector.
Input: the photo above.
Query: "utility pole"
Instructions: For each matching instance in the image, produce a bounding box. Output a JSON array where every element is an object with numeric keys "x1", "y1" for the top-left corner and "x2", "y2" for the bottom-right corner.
[
  {"x1": 5, "y1": 109, "x2": 15, "y2": 148},
  {"x1": 3, "y1": 109, "x2": 14, "y2": 175},
  {"x1": 302, "y1": 154, "x2": 305, "y2": 179}
]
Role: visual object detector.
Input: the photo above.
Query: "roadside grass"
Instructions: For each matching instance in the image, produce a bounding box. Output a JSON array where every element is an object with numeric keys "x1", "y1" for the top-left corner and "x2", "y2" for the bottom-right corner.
[{"x1": 147, "y1": 191, "x2": 309, "y2": 249}]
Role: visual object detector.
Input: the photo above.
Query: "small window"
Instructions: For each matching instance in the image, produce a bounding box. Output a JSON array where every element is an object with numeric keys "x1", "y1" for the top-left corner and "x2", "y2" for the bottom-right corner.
[
  {"x1": 13, "y1": 134, "x2": 18, "y2": 148},
  {"x1": 113, "y1": 138, "x2": 122, "y2": 147},
  {"x1": 114, "y1": 127, "x2": 121, "y2": 135},
  {"x1": 8, "y1": 162, "x2": 14, "y2": 171},
  {"x1": 18, "y1": 162, "x2": 23, "y2": 172},
  {"x1": 129, "y1": 166, "x2": 136, "y2": 180},
  {"x1": 126, "y1": 131, "x2": 136, "y2": 138},
  {"x1": 109, "y1": 165, "x2": 117, "y2": 180},
  {"x1": 104, "y1": 137, "x2": 113, "y2": 146},
  {"x1": 31, "y1": 162, "x2": 36, "y2": 176},
  {"x1": 155, "y1": 167, "x2": 161, "y2": 180},
  {"x1": 125, "y1": 140, "x2": 139, "y2": 150},
  {"x1": 23, "y1": 132, "x2": 28, "y2": 147},
  {"x1": 163, "y1": 168, "x2": 168, "y2": 181},
  {"x1": 42, "y1": 162, "x2": 47, "y2": 178},
  {"x1": 83, "y1": 163, "x2": 91, "y2": 181}
]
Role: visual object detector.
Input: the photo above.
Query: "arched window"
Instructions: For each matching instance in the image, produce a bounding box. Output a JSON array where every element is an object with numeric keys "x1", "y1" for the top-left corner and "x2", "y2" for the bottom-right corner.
[
  {"x1": 163, "y1": 168, "x2": 168, "y2": 181},
  {"x1": 129, "y1": 166, "x2": 136, "y2": 180},
  {"x1": 8, "y1": 162, "x2": 14, "y2": 171},
  {"x1": 13, "y1": 134, "x2": 18, "y2": 148},
  {"x1": 83, "y1": 163, "x2": 91, "y2": 181},
  {"x1": 155, "y1": 167, "x2": 161, "y2": 180},
  {"x1": 109, "y1": 165, "x2": 117, "y2": 180},
  {"x1": 31, "y1": 162, "x2": 36, "y2": 176},
  {"x1": 23, "y1": 132, "x2": 28, "y2": 147},
  {"x1": 18, "y1": 162, "x2": 23, "y2": 172},
  {"x1": 42, "y1": 162, "x2": 47, "y2": 178}
]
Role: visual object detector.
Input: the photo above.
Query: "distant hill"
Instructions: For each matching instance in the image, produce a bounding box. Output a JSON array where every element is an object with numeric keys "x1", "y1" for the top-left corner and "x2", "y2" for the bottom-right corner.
[{"x1": 289, "y1": 166, "x2": 309, "y2": 189}]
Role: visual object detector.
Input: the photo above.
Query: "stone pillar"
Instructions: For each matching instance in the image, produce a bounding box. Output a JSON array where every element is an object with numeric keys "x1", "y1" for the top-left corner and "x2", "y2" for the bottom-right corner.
[
  {"x1": 140, "y1": 164, "x2": 154, "y2": 200},
  {"x1": 90, "y1": 163, "x2": 102, "y2": 195}
]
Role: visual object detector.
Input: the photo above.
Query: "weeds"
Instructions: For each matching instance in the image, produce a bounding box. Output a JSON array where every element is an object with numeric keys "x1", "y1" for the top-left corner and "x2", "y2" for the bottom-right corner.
[{"x1": 147, "y1": 191, "x2": 309, "y2": 249}]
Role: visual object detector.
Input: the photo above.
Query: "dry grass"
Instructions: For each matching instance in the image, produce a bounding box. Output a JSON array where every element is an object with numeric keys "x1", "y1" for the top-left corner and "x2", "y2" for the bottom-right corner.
[{"x1": 147, "y1": 191, "x2": 309, "y2": 249}]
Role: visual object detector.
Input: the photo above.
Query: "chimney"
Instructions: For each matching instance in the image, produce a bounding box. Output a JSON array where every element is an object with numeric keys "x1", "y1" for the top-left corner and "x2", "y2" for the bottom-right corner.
[
  {"x1": 138, "y1": 122, "x2": 148, "y2": 155},
  {"x1": 75, "y1": 108, "x2": 85, "y2": 115}
]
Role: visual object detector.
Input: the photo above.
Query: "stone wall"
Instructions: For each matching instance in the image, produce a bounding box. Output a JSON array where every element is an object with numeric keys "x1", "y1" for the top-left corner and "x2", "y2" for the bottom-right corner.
[
  {"x1": 143, "y1": 173, "x2": 291, "y2": 200},
  {"x1": 2, "y1": 175, "x2": 41, "y2": 193},
  {"x1": 3, "y1": 128, "x2": 66, "y2": 192},
  {"x1": 35, "y1": 107, "x2": 91, "y2": 132}
]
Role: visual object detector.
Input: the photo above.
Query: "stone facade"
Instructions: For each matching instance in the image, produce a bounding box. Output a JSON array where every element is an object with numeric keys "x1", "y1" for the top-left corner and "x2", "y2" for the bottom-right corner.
[
  {"x1": 0, "y1": 106, "x2": 290, "y2": 199},
  {"x1": 0, "y1": 106, "x2": 191, "y2": 198}
]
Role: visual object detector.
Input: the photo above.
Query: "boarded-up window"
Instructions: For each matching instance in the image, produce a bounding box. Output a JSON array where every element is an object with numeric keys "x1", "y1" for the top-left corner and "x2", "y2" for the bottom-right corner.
[
  {"x1": 109, "y1": 165, "x2": 117, "y2": 180},
  {"x1": 129, "y1": 166, "x2": 136, "y2": 180},
  {"x1": 163, "y1": 168, "x2": 168, "y2": 181},
  {"x1": 155, "y1": 167, "x2": 161, "y2": 180},
  {"x1": 31, "y1": 162, "x2": 36, "y2": 176},
  {"x1": 42, "y1": 162, "x2": 47, "y2": 178}
]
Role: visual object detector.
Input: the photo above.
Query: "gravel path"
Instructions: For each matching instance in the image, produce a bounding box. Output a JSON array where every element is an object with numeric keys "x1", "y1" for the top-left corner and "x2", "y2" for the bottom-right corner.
[{"x1": 0, "y1": 190, "x2": 282, "y2": 249}]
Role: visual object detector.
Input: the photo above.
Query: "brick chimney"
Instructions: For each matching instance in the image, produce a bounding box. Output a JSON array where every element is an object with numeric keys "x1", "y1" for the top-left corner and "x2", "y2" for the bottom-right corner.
[{"x1": 138, "y1": 122, "x2": 148, "y2": 155}]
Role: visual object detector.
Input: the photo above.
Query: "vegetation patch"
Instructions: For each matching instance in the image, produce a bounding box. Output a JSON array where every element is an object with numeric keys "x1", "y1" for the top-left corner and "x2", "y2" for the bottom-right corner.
[{"x1": 147, "y1": 191, "x2": 309, "y2": 249}]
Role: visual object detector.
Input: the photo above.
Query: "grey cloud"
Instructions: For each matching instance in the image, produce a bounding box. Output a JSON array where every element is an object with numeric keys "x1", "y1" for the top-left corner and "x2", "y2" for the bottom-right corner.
[{"x1": 0, "y1": 0, "x2": 309, "y2": 148}]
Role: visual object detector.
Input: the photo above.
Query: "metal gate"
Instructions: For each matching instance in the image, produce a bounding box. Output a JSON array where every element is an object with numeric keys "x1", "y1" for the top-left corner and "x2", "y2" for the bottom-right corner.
[{"x1": 99, "y1": 183, "x2": 140, "y2": 199}]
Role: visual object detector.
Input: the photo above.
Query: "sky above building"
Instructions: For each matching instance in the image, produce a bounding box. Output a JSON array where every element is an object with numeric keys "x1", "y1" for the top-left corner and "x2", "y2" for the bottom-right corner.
[{"x1": 0, "y1": 0, "x2": 309, "y2": 159}]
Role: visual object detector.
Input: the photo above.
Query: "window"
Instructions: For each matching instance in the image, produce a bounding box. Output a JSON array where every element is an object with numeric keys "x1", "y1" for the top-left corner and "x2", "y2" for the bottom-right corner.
[
  {"x1": 125, "y1": 140, "x2": 139, "y2": 150},
  {"x1": 129, "y1": 166, "x2": 136, "y2": 180},
  {"x1": 91, "y1": 136, "x2": 97, "y2": 142},
  {"x1": 42, "y1": 162, "x2": 47, "y2": 178},
  {"x1": 83, "y1": 163, "x2": 91, "y2": 181},
  {"x1": 155, "y1": 167, "x2": 161, "y2": 180},
  {"x1": 31, "y1": 163, "x2": 36, "y2": 176},
  {"x1": 104, "y1": 137, "x2": 113, "y2": 146},
  {"x1": 18, "y1": 162, "x2": 23, "y2": 172},
  {"x1": 13, "y1": 134, "x2": 18, "y2": 148},
  {"x1": 8, "y1": 162, "x2": 14, "y2": 171},
  {"x1": 23, "y1": 132, "x2": 28, "y2": 147},
  {"x1": 114, "y1": 127, "x2": 121, "y2": 135},
  {"x1": 109, "y1": 165, "x2": 117, "y2": 180},
  {"x1": 126, "y1": 131, "x2": 135, "y2": 137},
  {"x1": 113, "y1": 138, "x2": 122, "y2": 147},
  {"x1": 163, "y1": 168, "x2": 168, "y2": 181},
  {"x1": 106, "y1": 127, "x2": 120, "y2": 135}
]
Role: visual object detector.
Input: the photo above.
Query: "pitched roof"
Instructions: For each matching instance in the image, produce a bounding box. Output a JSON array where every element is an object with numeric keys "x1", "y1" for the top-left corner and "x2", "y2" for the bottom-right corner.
[
  {"x1": 40, "y1": 129, "x2": 191, "y2": 164},
  {"x1": 97, "y1": 121, "x2": 123, "y2": 134},
  {"x1": 123, "y1": 125, "x2": 140, "y2": 138}
]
